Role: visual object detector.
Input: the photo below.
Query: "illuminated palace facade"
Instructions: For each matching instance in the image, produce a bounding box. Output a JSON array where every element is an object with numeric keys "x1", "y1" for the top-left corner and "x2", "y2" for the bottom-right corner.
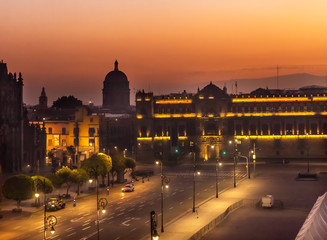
[{"x1": 135, "y1": 82, "x2": 327, "y2": 161}]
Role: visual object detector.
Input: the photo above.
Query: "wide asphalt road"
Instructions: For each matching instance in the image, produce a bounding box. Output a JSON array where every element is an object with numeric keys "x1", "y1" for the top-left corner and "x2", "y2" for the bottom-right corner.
[{"x1": 0, "y1": 163, "x2": 247, "y2": 240}]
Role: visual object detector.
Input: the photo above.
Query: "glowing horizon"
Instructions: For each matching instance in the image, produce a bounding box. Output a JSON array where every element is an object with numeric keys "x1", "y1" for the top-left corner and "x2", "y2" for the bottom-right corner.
[{"x1": 1, "y1": 0, "x2": 327, "y2": 105}]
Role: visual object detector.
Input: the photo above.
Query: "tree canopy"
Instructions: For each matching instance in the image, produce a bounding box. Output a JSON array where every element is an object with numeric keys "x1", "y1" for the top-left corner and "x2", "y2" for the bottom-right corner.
[
  {"x1": 81, "y1": 153, "x2": 112, "y2": 178},
  {"x1": 56, "y1": 166, "x2": 75, "y2": 196},
  {"x1": 124, "y1": 157, "x2": 136, "y2": 170},
  {"x1": 2, "y1": 175, "x2": 34, "y2": 209},
  {"x1": 31, "y1": 176, "x2": 54, "y2": 194},
  {"x1": 52, "y1": 95, "x2": 82, "y2": 109}
]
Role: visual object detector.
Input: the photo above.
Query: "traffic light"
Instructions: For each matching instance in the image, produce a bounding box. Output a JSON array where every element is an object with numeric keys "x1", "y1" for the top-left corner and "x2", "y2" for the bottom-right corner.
[
  {"x1": 219, "y1": 149, "x2": 227, "y2": 158},
  {"x1": 175, "y1": 149, "x2": 179, "y2": 153}
]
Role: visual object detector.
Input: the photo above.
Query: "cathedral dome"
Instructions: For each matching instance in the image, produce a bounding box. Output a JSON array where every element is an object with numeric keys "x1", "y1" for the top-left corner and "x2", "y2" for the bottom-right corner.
[
  {"x1": 103, "y1": 60, "x2": 128, "y2": 87},
  {"x1": 102, "y1": 60, "x2": 130, "y2": 111}
]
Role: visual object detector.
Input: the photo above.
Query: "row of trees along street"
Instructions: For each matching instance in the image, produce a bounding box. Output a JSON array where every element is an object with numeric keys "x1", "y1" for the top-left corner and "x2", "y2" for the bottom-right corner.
[{"x1": 1, "y1": 153, "x2": 136, "y2": 212}]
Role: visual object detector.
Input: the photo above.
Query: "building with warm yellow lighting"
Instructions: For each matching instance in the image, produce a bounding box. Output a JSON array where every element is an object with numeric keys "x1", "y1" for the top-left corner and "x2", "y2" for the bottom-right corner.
[
  {"x1": 31, "y1": 106, "x2": 100, "y2": 166},
  {"x1": 135, "y1": 83, "x2": 327, "y2": 161}
]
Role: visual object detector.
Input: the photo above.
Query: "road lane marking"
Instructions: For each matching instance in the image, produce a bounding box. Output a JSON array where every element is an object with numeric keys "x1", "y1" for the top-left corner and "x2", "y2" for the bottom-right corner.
[
  {"x1": 82, "y1": 226, "x2": 91, "y2": 231},
  {"x1": 67, "y1": 232, "x2": 76, "y2": 237},
  {"x1": 114, "y1": 237, "x2": 121, "y2": 240},
  {"x1": 130, "y1": 228, "x2": 137, "y2": 232},
  {"x1": 122, "y1": 219, "x2": 131, "y2": 226},
  {"x1": 82, "y1": 222, "x2": 90, "y2": 227},
  {"x1": 179, "y1": 202, "x2": 183, "y2": 205},
  {"x1": 65, "y1": 227, "x2": 74, "y2": 232},
  {"x1": 169, "y1": 207, "x2": 174, "y2": 210}
]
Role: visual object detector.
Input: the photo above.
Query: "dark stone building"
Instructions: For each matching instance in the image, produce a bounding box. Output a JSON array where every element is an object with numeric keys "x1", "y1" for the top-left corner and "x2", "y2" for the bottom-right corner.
[
  {"x1": 38, "y1": 87, "x2": 48, "y2": 110},
  {"x1": 0, "y1": 61, "x2": 47, "y2": 174},
  {"x1": 0, "y1": 61, "x2": 24, "y2": 173},
  {"x1": 98, "y1": 60, "x2": 135, "y2": 156}
]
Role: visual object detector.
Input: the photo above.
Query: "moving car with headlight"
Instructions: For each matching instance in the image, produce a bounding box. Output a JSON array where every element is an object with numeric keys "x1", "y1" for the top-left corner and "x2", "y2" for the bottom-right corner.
[
  {"x1": 46, "y1": 197, "x2": 66, "y2": 211},
  {"x1": 122, "y1": 183, "x2": 134, "y2": 192}
]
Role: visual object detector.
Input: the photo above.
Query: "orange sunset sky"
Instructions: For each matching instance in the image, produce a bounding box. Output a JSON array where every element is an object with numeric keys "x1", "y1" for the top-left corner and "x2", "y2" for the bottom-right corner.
[{"x1": 1, "y1": 0, "x2": 327, "y2": 105}]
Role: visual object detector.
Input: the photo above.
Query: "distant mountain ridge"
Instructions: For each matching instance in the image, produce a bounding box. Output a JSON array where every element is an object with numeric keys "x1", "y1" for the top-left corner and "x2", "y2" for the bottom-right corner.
[{"x1": 212, "y1": 73, "x2": 327, "y2": 95}]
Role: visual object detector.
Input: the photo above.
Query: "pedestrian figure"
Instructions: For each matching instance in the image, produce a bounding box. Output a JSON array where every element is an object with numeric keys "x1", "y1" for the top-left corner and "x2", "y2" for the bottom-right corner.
[
  {"x1": 73, "y1": 199, "x2": 76, "y2": 207},
  {"x1": 142, "y1": 177, "x2": 144, "y2": 183},
  {"x1": 147, "y1": 175, "x2": 150, "y2": 181},
  {"x1": 106, "y1": 187, "x2": 110, "y2": 196}
]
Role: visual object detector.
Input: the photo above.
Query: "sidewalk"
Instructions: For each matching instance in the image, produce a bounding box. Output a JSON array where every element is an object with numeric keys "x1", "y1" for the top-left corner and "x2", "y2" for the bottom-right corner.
[{"x1": 150, "y1": 164, "x2": 327, "y2": 240}]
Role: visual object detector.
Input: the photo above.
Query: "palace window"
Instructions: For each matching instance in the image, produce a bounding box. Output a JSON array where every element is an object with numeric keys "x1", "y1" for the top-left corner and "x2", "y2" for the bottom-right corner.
[
  {"x1": 262, "y1": 124, "x2": 268, "y2": 135},
  {"x1": 286, "y1": 123, "x2": 292, "y2": 135},
  {"x1": 311, "y1": 123, "x2": 317, "y2": 134}
]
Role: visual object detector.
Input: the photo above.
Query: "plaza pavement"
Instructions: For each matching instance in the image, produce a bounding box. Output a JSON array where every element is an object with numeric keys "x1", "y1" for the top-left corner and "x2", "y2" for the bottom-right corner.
[{"x1": 148, "y1": 162, "x2": 327, "y2": 240}]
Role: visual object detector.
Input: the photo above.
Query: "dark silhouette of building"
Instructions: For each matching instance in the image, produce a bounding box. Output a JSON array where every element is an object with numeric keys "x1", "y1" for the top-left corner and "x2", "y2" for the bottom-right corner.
[
  {"x1": 0, "y1": 61, "x2": 24, "y2": 173},
  {"x1": 38, "y1": 87, "x2": 48, "y2": 110},
  {"x1": 102, "y1": 60, "x2": 130, "y2": 112}
]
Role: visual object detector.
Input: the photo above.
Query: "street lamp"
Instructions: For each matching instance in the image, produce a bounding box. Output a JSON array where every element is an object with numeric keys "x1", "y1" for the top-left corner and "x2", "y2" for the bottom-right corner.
[
  {"x1": 88, "y1": 166, "x2": 108, "y2": 240},
  {"x1": 252, "y1": 142, "x2": 256, "y2": 178},
  {"x1": 35, "y1": 192, "x2": 40, "y2": 207},
  {"x1": 215, "y1": 161, "x2": 222, "y2": 198},
  {"x1": 34, "y1": 177, "x2": 58, "y2": 240},
  {"x1": 45, "y1": 215, "x2": 57, "y2": 236},
  {"x1": 155, "y1": 160, "x2": 169, "y2": 232},
  {"x1": 306, "y1": 133, "x2": 310, "y2": 173},
  {"x1": 192, "y1": 151, "x2": 201, "y2": 212},
  {"x1": 229, "y1": 139, "x2": 238, "y2": 188},
  {"x1": 238, "y1": 153, "x2": 249, "y2": 179},
  {"x1": 150, "y1": 210, "x2": 159, "y2": 240}
]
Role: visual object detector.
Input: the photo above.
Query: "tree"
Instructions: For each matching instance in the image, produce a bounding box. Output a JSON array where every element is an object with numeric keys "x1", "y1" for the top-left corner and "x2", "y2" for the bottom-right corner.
[
  {"x1": 66, "y1": 145, "x2": 76, "y2": 166},
  {"x1": 32, "y1": 176, "x2": 54, "y2": 194},
  {"x1": 72, "y1": 168, "x2": 88, "y2": 195},
  {"x1": 81, "y1": 153, "x2": 112, "y2": 186},
  {"x1": 2, "y1": 175, "x2": 34, "y2": 210},
  {"x1": 55, "y1": 166, "x2": 75, "y2": 196},
  {"x1": 111, "y1": 153, "x2": 126, "y2": 185},
  {"x1": 48, "y1": 148, "x2": 60, "y2": 173},
  {"x1": 52, "y1": 95, "x2": 83, "y2": 109},
  {"x1": 124, "y1": 157, "x2": 136, "y2": 179}
]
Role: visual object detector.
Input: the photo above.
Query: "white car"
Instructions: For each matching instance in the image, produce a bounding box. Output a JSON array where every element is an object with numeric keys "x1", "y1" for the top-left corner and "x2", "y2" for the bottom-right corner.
[{"x1": 122, "y1": 183, "x2": 134, "y2": 192}]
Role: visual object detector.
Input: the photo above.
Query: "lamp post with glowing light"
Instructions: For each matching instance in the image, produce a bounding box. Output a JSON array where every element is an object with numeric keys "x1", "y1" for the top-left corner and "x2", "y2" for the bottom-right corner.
[
  {"x1": 229, "y1": 139, "x2": 238, "y2": 188},
  {"x1": 45, "y1": 215, "x2": 57, "y2": 237},
  {"x1": 155, "y1": 160, "x2": 169, "y2": 232},
  {"x1": 88, "y1": 166, "x2": 108, "y2": 240},
  {"x1": 150, "y1": 210, "x2": 159, "y2": 240},
  {"x1": 34, "y1": 178, "x2": 58, "y2": 240},
  {"x1": 216, "y1": 161, "x2": 222, "y2": 198},
  {"x1": 193, "y1": 152, "x2": 201, "y2": 212}
]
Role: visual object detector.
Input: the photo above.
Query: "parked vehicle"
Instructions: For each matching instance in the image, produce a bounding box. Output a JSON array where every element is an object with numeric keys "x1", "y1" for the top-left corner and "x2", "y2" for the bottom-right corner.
[
  {"x1": 46, "y1": 197, "x2": 66, "y2": 211},
  {"x1": 262, "y1": 195, "x2": 274, "y2": 208},
  {"x1": 122, "y1": 183, "x2": 134, "y2": 192}
]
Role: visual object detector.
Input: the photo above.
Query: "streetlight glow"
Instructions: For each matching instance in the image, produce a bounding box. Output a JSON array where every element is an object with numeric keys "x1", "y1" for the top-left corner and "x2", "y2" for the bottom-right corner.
[
  {"x1": 165, "y1": 184, "x2": 169, "y2": 189},
  {"x1": 155, "y1": 161, "x2": 159, "y2": 165},
  {"x1": 197, "y1": 171, "x2": 201, "y2": 175},
  {"x1": 35, "y1": 193, "x2": 39, "y2": 198},
  {"x1": 219, "y1": 162, "x2": 222, "y2": 166},
  {"x1": 102, "y1": 209, "x2": 106, "y2": 214},
  {"x1": 89, "y1": 179, "x2": 93, "y2": 183},
  {"x1": 211, "y1": 145, "x2": 214, "y2": 149},
  {"x1": 50, "y1": 226, "x2": 55, "y2": 235}
]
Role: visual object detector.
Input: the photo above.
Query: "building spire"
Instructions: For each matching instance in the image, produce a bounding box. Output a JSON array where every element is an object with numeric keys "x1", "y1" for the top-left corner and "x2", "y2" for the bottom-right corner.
[{"x1": 114, "y1": 60, "x2": 118, "y2": 71}]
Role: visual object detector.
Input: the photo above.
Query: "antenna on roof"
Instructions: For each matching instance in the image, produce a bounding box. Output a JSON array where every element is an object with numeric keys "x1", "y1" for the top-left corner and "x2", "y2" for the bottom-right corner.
[{"x1": 277, "y1": 64, "x2": 279, "y2": 89}]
